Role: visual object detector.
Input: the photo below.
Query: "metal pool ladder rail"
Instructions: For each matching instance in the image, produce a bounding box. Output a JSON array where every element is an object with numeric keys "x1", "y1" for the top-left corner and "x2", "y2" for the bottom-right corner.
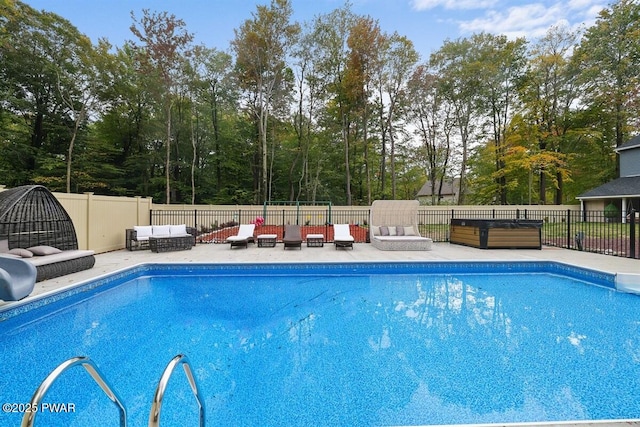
[
  {"x1": 148, "y1": 353, "x2": 206, "y2": 427},
  {"x1": 21, "y1": 356, "x2": 127, "y2": 427}
]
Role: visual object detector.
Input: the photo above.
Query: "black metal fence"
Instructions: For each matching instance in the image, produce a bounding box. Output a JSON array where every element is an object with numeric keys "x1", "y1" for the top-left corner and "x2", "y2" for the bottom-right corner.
[{"x1": 151, "y1": 208, "x2": 639, "y2": 259}]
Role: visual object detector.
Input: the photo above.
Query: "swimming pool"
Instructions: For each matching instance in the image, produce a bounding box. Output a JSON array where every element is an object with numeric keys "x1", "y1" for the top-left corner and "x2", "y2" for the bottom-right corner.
[{"x1": 1, "y1": 261, "x2": 639, "y2": 427}]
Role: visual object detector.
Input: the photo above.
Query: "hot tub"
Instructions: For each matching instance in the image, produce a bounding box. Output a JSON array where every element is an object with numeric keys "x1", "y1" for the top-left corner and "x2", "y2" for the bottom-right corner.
[{"x1": 450, "y1": 218, "x2": 543, "y2": 249}]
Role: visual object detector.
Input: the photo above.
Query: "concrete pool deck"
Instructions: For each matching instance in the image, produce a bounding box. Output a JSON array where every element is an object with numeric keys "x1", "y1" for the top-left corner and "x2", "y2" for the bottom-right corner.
[{"x1": 18, "y1": 241, "x2": 640, "y2": 302}]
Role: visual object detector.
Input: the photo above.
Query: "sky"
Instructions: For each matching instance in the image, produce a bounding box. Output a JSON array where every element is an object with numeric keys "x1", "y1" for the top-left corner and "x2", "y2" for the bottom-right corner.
[{"x1": 23, "y1": 0, "x2": 606, "y2": 60}]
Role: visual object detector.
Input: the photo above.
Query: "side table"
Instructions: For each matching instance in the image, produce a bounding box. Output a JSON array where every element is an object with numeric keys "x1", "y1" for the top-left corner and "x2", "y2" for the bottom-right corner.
[
  {"x1": 306, "y1": 234, "x2": 324, "y2": 247},
  {"x1": 257, "y1": 234, "x2": 277, "y2": 247}
]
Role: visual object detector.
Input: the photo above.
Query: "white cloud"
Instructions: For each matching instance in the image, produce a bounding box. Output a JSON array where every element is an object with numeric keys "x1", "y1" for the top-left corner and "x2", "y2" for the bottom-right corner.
[
  {"x1": 456, "y1": 1, "x2": 605, "y2": 42},
  {"x1": 411, "y1": 0, "x2": 498, "y2": 11}
]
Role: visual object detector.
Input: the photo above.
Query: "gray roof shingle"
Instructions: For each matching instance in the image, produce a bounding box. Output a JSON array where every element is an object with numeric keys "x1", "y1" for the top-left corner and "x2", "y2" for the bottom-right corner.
[
  {"x1": 577, "y1": 176, "x2": 640, "y2": 199},
  {"x1": 616, "y1": 135, "x2": 640, "y2": 152}
]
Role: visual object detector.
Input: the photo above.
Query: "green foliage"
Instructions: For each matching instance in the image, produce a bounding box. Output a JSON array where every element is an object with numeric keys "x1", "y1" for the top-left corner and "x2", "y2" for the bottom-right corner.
[
  {"x1": 1, "y1": 0, "x2": 639, "y2": 207},
  {"x1": 604, "y1": 203, "x2": 619, "y2": 220}
]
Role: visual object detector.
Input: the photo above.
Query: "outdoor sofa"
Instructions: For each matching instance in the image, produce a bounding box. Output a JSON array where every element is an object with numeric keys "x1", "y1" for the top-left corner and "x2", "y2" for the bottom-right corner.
[
  {"x1": 126, "y1": 224, "x2": 197, "y2": 252},
  {"x1": 369, "y1": 200, "x2": 433, "y2": 251}
]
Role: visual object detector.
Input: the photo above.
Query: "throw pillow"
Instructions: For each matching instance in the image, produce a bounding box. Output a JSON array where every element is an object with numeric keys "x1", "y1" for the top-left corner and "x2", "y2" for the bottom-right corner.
[
  {"x1": 170, "y1": 224, "x2": 187, "y2": 236},
  {"x1": 370, "y1": 225, "x2": 380, "y2": 236},
  {"x1": 380, "y1": 226, "x2": 389, "y2": 236},
  {"x1": 403, "y1": 226, "x2": 416, "y2": 236},
  {"x1": 152, "y1": 225, "x2": 171, "y2": 236},
  {"x1": 396, "y1": 226, "x2": 405, "y2": 236},
  {"x1": 7, "y1": 248, "x2": 33, "y2": 258},
  {"x1": 134, "y1": 225, "x2": 153, "y2": 238},
  {"x1": 0, "y1": 239, "x2": 8, "y2": 253},
  {"x1": 27, "y1": 245, "x2": 62, "y2": 256}
]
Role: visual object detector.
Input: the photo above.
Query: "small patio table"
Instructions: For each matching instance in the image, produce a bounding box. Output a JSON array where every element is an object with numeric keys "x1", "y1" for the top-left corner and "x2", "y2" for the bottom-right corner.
[
  {"x1": 257, "y1": 234, "x2": 277, "y2": 248},
  {"x1": 306, "y1": 234, "x2": 324, "y2": 247}
]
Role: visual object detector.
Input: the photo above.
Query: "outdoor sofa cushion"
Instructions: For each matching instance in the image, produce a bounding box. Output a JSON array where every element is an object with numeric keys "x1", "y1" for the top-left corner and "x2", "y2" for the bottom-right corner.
[
  {"x1": 27, "y1": 245, "x2": 63, "y2": 256},
  {"x1": 8, "y1": 248, "x2": 33, "y2": 258}
]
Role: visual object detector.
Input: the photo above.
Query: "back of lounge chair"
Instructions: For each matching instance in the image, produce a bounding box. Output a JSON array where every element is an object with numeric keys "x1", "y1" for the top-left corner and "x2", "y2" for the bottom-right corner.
[
  {"x1": 283, "y1": 224, "x2": 302, "y2": 250},
  {"x1": 227, "y1": 224, "x2": 256, "y2": 249},
  {"x1": 333, "y1": 224, "x2": 354, "y2": 249}
]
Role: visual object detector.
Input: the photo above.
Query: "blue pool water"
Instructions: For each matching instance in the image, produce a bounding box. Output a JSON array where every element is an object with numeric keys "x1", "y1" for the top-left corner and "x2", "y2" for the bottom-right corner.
[{"x1": 1, "y1": 262, "x2": 639, "y2": 426}]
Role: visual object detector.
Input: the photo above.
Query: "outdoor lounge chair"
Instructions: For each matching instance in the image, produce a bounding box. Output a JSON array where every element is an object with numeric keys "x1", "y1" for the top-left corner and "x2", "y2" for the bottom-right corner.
[
  {"x1": 333, "y1": 224, "x2": 354, "y2": 249},
  {"x1": 369, "y1": 200, "x2": 432, "y2": 250},
  {"x1": 226, "y1": 224, "x2": 256, "y2": 249},
  {"x1": 283, "y1": 224, "x2": 302, "y2": 250},
  {"x1": 0, "y1": 255, "x2": 37, "y2": 301}
]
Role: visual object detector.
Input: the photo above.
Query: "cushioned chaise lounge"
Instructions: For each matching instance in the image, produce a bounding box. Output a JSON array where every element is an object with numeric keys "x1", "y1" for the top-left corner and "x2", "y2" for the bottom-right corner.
[
  {"x1": 333, "y1": 224, "x2": 354, "y2": 249},
  {"x1": 369, "y1": 200, "x2": 432, "y2": 251},
  {"x1": 226, "y1": 224, "x2": 256, "y2": 249},
  {"x1": 0, "y1": 185, "x2": 95, "y2": 282},
  {"x1": 283, "y1": 224, "x2": 302, "y2": 250}
]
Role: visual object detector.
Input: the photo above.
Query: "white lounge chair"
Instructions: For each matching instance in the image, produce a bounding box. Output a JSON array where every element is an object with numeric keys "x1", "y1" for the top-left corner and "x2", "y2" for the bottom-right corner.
[
  {"x1": 226, "y1": 224, "x2": 256, "y2": 249},
  {"x1": 333, "y1": 224, "x2": 354, "y2": 249}
]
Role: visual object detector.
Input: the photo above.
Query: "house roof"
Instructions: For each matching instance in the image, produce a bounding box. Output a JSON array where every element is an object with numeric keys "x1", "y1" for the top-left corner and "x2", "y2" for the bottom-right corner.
[
  {"x1": 615, "y1": 135, "x2": 640, "y2": 152},
  {"x1": 417, "y1": 178, "x2": 460, "y2": 197},
  {"x1": 577, "y1": 176, "x2": 640, "y2": 199}
]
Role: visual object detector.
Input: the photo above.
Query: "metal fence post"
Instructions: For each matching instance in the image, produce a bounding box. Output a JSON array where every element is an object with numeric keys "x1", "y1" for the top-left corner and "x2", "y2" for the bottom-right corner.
[
  {"x1": 566, "y1": 209, "x2": 571, "y2": 249},
  {"x1": 630, "y1": 209, "x2": 636, "y2": 259}
]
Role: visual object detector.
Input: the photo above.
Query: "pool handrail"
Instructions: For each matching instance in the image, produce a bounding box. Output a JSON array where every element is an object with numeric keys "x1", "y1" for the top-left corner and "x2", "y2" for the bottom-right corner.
[
  {"x1": 148, "y1": 354, "x2": 205, "y2": 427},
  {"x1": 21, "y1": 356, "x2": 127, "y2": 427}
]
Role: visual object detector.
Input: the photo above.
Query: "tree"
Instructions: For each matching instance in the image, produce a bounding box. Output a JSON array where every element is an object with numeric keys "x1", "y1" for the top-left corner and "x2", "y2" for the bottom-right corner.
[
  {"x1": 474, "y1": 33, "x2": 528, "y2": 204},
  {"x1": 574, "y1": 0, "x2": 640, "y2": 164},
  {"x1": 56, "y1": 39, "x2": 111, "y2": 192},
  {"x1": 231, "y1": 0, "x2": 300, "y2": 203},
  {"x1": 345, "y1": 16, "x2": 384, "y2": 204},
  {"x1": 130, "y1": 9, "x2": 194, "y2": 203},
  {"x1": 406, "y1": 66, "x2": 454, "y2": 205},
  {"x1": 375, "y1": 32, "x2": 419, "y2": 200},
  {"x1": 307, "y1": 4, "x2": 358, "y2": 205},
  {"x1": 519, "y1": 25, "x2": 580, "y2": 204},
  {"x1": 194, "y1": 47, "x2": 236, "y2": 197},
  {"x1": 430, "y1": 37, "x2": 481, "y2": 204}
]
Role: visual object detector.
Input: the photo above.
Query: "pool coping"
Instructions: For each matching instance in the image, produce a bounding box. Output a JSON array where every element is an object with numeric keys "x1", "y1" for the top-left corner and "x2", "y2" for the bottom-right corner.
[{"x1": 0, "y1": 260, "x2": 629, "y2": 322}]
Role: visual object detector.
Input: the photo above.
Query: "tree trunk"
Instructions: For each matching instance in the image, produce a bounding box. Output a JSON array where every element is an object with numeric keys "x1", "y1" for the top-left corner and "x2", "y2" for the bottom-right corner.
[
  {"x1": 342, "y1": 114, "x2": 352, "y2": 205},
  {"x1": 66, "y1": 109, "x2": 84, "y2": 193},
  {"x1": 165, "y1": 102, "x2": 172, "y2": 204}
]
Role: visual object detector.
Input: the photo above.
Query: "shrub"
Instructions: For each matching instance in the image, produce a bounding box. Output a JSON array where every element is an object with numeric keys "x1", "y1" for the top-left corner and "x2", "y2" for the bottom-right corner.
[{"x1": 604, "y1": 203, "x2": 619, "y2": 222}]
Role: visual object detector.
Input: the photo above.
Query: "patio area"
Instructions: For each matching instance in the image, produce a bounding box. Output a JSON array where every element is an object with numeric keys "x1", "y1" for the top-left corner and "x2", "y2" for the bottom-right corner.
[{"x1": 13, "y1": 241, "x2": 639, "y2": 306}]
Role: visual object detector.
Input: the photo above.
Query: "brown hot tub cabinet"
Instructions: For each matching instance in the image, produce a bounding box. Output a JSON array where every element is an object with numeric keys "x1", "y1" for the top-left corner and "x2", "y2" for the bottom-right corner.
[{"x1": 449, "y1": 218, "x2": 543, "y2": 249}]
